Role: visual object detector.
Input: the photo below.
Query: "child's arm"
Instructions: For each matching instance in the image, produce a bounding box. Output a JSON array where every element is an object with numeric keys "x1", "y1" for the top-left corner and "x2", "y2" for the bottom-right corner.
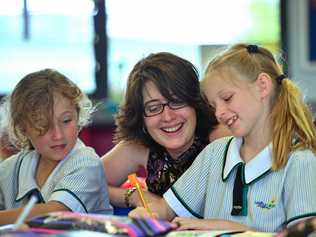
[
  {"x1": 128, "y1": 197, "x2": 176, "y2": 221},
  {"x1": 0, "y1": 201, "x2": 69, "y2": 225},
  {"x1": 173, "y1": 217, "x2": 253, "y2": 232}
]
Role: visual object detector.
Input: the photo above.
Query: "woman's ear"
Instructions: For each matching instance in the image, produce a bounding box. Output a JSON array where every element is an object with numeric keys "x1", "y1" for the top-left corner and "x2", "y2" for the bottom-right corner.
[{"x1": 255, "y1": 72, "x2": 273, "y2": 99}]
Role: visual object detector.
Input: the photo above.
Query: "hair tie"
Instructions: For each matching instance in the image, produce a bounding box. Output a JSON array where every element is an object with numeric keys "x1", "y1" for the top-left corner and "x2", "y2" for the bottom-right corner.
[
  {"x1": 246, "y1": 45, "x2": 258, "y2": 54},
  {"x1": 276, "y1": 74, "x2": 287, "y2": 84}
]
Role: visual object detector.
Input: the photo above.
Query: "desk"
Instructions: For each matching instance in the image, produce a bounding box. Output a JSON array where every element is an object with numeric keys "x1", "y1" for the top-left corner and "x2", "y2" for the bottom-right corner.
[
  {"x1": 0, "y1": 211, "x2": 277, "y2": 237},
  {"x1": 0, "y1": 229, "x2": 276, "y2": 237},
  {"x1": 0, "y1": 229, "x2": 120, "y2": 237}
]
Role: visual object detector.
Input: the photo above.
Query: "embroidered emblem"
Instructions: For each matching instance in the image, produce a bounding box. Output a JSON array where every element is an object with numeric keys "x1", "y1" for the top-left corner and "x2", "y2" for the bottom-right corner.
[{"x1": 255, "y1": 198, "x2": 276, "y2": 209}]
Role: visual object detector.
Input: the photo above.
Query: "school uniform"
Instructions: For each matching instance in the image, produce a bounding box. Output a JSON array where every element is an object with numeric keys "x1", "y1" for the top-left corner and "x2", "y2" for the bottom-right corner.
[
  {"x1": 0, "y1": 139, "x2": 112, "y2": 215},
  {"x1": 164, "y1": 137, "x2": 316, "y2": 232}
]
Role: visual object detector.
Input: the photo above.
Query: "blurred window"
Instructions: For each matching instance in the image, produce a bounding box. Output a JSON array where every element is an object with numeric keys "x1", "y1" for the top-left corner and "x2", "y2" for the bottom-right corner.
[
  {"x1": 106, "y1": 0, "x2": 281, "y2": 102},
  {"x1": 0, "y1": 0, "x2": 95, "y2": 95},
  {"x1": 0, "y1": 0, "x2": 280, "y2": 102}
]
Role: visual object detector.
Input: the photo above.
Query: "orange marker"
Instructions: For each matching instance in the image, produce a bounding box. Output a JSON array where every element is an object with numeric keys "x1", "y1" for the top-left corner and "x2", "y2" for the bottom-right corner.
[{"x1": 128, "y1": 173, "x2": 153, "y2": 217}]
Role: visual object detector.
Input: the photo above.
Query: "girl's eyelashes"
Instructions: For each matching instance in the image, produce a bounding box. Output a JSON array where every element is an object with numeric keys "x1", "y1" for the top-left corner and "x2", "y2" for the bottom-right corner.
[
  {"x1": 60, "y1": 114, "x2": 73, "y2": 124},
  {"x1": 60, "y1": 111, "x2": 77, "y2": 124},
  {"x1": 208, "y1": 102, "x2": 216, "y2": 110},
  {"x1": 63, "y1": 118, "x2": 72, "y2": 124},
  {"x1": 224, "y1": 95, "x2": 233, "y2": 102},
  {"x1": 208, "y1": 93, "x2": 233, "y2": 109}
]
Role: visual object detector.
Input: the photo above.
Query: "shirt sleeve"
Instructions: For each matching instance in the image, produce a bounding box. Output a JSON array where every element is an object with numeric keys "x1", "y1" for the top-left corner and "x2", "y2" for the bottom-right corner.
[
  {"x1": 0, "y1": 153, "x2": 20, "y2": 210},
  {"x1": 48, "y1": 148, "x2": 112, "y2": 214},
  {"x1": 0, "y1": 163, "x2": 4, "y2": 210},
  {"x1": 0, "y1": 180, "x2": 4, "y2": 210},
  {"x1": 284, "y1": 150, "x2": 316, "y2": 226},
  {"x1": 164, "y1": 138, "x2": 228, "y2": 218}
]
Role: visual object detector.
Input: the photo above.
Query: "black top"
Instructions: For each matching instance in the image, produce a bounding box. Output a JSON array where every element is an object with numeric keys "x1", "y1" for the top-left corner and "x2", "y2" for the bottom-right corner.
[{"x1": 146, "y1": 136, "x2": 208, "y2": 196}]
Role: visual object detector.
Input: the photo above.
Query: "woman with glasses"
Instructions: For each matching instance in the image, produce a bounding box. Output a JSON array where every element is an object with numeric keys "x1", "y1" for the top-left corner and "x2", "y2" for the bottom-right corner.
[{"x1": 101, "y1": 52, "x2": 230, "y2": 209}]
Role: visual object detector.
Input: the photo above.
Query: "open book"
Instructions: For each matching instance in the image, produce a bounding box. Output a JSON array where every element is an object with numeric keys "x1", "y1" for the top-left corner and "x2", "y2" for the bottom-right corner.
[{"x1": 166, "y1": 230, "x2": 275, "y2": 237}]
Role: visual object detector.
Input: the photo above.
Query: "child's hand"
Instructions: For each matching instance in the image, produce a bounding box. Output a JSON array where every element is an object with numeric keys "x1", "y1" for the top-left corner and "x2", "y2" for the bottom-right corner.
[
  {"x1": 172, "y1": 217, "x2": 252, "y2": 231},
  {"x1": 172, "y1": 217, "x2": 214, "y2": 230},
  {"x1": 276, "y1": 217, "x2": 316, "y2": 237},
  {"x1": 128, "y1": 206, "x2": 158, "y2": 219}
]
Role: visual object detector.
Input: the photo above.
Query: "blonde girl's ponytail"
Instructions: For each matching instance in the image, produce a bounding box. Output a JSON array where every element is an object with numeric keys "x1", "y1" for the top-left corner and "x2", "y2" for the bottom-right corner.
[{"x1": 271, "y1": 77, "x2": 316, "y2": 170}]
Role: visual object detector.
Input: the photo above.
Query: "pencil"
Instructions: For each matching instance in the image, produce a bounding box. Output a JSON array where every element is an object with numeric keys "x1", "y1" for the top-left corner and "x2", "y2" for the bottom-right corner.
[
  {"x1": 128, "y1": 173, "x2": 153, "y2": 217},
  {"x1": 14, "y1": 195, "x2": 38, "y2": 228}
]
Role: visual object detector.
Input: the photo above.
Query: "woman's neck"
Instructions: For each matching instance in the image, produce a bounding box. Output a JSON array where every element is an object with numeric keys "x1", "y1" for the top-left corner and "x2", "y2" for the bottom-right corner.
[{"x1": 167, "y1": 136, "x2": 196, "y2": 160}]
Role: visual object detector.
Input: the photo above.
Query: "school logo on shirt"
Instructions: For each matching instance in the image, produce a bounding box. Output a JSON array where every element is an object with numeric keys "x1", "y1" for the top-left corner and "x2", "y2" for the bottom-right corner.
[{"x1": 255, "y1": 198, "x2": 276, "y2": 210}]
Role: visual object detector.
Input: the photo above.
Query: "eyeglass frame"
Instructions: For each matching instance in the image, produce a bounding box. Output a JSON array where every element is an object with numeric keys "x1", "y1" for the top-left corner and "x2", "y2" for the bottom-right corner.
[{"x1": 143, "y1": 99, "x2": 187, "y2": 117}]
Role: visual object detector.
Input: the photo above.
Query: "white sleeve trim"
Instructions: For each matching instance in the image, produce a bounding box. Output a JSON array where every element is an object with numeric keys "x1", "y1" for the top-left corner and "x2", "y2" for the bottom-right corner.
[
  {"x1": 49, "y1": 190, "x2": 86, "y2": 213},
  {"x1": 163, "y1": 188, "x2": 194, "y2": 218}
]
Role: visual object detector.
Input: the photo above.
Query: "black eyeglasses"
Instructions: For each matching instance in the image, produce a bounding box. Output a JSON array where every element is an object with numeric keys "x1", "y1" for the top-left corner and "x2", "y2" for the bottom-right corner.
[{"x1": 143, "y1": 100, "x2": 187, "y2": 117}]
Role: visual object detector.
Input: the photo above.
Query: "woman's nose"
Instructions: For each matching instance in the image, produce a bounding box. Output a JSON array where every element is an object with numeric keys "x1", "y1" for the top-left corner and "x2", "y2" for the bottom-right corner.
[{"x1": 161, "y1": 105, "x2": 176, "y2": 120}]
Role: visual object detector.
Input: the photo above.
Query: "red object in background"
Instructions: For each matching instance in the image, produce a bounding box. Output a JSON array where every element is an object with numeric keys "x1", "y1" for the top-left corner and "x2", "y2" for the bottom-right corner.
[
  {"x1": 121, "y1": 176, "x2": 147, "y2": 190},
  {"x1": 79, "y1": 126, "x2": 115, "y2": 156}
]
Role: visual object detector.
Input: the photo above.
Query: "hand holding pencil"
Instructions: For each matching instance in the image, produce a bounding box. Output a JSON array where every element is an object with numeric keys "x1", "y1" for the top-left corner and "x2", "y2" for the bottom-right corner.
[{"x1": 128, "y1": 173, "x2": 154, "y2": 218}]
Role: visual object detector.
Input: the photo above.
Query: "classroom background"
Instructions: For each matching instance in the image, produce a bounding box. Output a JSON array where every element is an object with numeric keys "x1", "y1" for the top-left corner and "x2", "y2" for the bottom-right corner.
[{"x1": 0, "y1": 0, "x2": 315, "y2": 159}]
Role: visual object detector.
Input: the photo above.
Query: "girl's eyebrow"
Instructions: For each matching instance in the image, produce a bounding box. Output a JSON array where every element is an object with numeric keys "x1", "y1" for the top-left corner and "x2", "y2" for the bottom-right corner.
[
  {"x1": 57, "y1": 110, "x2": 76, "y2": 117},
  {"x1": 217, "y1": 88, "x2": 229, "y2": 95}
]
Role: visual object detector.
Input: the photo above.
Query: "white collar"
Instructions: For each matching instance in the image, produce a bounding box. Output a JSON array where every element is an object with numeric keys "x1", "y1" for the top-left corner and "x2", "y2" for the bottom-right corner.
[{"x1": 222, "y1": 137, "x2": 272, "y2": 184}]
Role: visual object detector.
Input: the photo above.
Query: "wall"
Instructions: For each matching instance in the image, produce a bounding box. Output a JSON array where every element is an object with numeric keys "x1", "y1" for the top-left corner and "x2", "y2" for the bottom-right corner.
[{"x1": 287, "y1": 0, "x2": 316, "y2": 106}]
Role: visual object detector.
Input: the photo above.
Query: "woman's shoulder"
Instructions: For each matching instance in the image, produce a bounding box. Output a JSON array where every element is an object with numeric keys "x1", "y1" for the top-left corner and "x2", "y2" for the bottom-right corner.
[
  {"x1": 118, "y1": 140, "x2": 149, "y2": 153},
  {"x1": 101, "y1": 140, "x2": 149, "y2": 167}
]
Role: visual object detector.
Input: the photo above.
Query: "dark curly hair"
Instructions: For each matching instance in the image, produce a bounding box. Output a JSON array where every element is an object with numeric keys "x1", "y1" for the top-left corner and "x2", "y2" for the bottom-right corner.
[{"x1": 114, "y1": 52, "x2": 218, "y2": 147}]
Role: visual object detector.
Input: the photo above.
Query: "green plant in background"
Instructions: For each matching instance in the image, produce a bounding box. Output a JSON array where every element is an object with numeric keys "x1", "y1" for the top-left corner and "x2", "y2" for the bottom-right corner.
[{"x1": 245, "y1": 0, "x2": 280, "y2": 45}]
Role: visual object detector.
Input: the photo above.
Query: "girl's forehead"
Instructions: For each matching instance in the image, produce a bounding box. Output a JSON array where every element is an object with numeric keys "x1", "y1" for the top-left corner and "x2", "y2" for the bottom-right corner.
[
  {"x1": 53, "y1": 93, "x2": 73, "y2": 106},
  {"x1": 53, "y1": 95, "x2": 77, "y2": 115},
  {"x1": 202, "y1": 75, "x2": 242, "y2": 102},
  {"x1": 203, "y1": 74, "x2": 233, "y2": 92},
  {"x1": 204, "y1": 68, "x2": 248, "y2": 90}
]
